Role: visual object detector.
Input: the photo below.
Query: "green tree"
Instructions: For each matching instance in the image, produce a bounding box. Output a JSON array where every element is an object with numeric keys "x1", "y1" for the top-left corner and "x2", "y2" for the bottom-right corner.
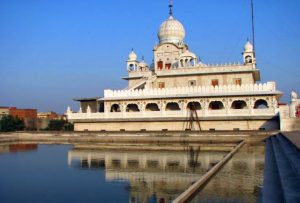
[
  {"x1": 63, "y1": 122, "x2": 74, "y2": 131},
  {"x1": 44, "y1": 119, "x2": 74, "y2": 131},
  {"x1": 0, "y1": 115, "x2": 25, "y2": 132},
  {"x1": 47, "y1": 120, "x2": 65, "y2": 131}
]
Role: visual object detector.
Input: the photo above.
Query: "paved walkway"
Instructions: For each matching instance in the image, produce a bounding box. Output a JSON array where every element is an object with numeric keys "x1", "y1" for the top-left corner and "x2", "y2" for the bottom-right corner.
[{"x1": 282, "y1": 131, "x2": 300, "y2": 149}]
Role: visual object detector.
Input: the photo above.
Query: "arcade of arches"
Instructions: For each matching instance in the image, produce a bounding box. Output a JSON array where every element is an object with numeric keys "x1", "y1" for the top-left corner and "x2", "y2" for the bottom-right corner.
[{"x1": 107, "y1": 97, "x2": 274, "y2": 113}]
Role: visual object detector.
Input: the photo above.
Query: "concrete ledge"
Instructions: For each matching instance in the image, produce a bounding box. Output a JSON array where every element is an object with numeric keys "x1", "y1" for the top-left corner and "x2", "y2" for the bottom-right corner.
[
  {"x1": 0, "y1": 131, "x2": 274, "y2": 145},
  {"x1": 70, "y1": 115, "x2": 278, "y2": 123}
]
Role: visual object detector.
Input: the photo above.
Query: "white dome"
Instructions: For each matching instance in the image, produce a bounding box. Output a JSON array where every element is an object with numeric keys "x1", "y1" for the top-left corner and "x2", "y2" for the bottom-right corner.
[
  {"x1": 138, "y1": 60, "x2": 148, "y2": 68},
  {"x1": 244, "y1": 40, "x2": 253, "y2": 52},
  {"x1": 179, "y1": 50, "x2": 197, "y2": 59},
  {"x1": 158, "y1": 16, "x2": 185, "y2": 44},
  {"x1": 128, "y1": 49, "x2": 137, "y2": 61}
]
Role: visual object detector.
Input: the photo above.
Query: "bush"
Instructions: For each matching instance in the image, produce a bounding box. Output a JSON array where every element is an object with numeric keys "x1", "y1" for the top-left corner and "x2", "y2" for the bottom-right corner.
[
  {"x1": 0, "y1": 115, "x2": 25, "y2": 132},
  {"x1": 46, "y1": 120, "x2": 74, "y2": 131}
]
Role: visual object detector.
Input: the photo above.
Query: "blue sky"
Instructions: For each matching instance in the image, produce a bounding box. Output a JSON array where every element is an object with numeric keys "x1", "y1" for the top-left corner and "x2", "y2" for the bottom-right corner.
[{"x1": 0, "y1": 0, "x2": 299, "y2": 113}]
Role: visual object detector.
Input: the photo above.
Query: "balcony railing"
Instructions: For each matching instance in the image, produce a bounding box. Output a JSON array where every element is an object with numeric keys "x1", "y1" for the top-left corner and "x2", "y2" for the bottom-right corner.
[
  {"x1": 67, "y1": 108, "x2": 276, "y2": 121},
  {"x1": 104, "y1": 82, "x2": 277, "y2": 99}
]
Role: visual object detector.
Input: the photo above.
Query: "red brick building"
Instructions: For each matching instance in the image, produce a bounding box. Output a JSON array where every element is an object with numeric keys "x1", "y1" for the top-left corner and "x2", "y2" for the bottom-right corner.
[{"x1": 9, "y1": 107, "x2": 37, "y2": 130}]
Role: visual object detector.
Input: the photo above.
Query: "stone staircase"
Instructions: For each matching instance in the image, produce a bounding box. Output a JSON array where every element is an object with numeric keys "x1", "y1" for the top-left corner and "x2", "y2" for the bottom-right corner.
[{"x1": 262, "y1": 134, "x2": 300, "y2": 203}]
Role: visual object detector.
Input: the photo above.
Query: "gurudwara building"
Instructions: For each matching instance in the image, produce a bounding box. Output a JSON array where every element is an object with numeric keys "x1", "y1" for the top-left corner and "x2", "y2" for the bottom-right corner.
[{"x1": 67, "y1": 3, "x2": 282, "y2": 131}]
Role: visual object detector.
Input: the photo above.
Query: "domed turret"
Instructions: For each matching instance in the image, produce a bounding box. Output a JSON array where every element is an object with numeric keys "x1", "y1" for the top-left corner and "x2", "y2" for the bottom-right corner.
[
  {"x1": 244, "y1": 40, "x2": 254, "y2": 52},
  {"x1": 242, "y1": 40, "x2": 256, "y2": 65},
  {"x1": 127, "y1": 49, "x2": 138, "y2": 71},
  {"x1": 138, "y1": 56, "x2": 149, "y2": 71},
  {"x1": 158, "y1": 15, "x2": 185, "y2": 45},
  {"x1": 179, "y1": 50, "x2": 197, "y2": 67},
  {"x1": 128, "y1": 49, "x2": 137, "y2": 61},
  {"x1": 179, "y1": 50, "x2": 197, "y2": 59}
]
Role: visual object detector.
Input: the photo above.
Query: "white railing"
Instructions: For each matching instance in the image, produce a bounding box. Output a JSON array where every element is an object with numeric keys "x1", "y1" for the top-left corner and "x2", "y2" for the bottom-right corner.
[
  {"x1": 67, "y1": 108, "x2": 276, "y2": 120},
  {"x1": 104, "y1": 82, "x2": 276, "y2": 98}
]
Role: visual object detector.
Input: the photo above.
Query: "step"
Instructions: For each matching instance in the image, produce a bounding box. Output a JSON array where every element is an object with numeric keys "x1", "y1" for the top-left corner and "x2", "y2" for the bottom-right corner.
[
  {"x1": 262, "y1": 138, "x2": 284, "y2": 203},
  {"x1": 277, "y1": 134, "x2": 300, "y2": 176},
  {"x1": 271, "y1": 136, "x2": 300, "y2": 202}
]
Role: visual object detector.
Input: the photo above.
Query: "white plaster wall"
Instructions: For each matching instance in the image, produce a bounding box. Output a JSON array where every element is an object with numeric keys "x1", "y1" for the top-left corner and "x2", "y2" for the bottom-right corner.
[
  {"x1": 74, "y1": 119, "x2": 279, "y2": 131},
  {"x1": 153, "y1": 73, "x2": 254, "y2": 88}
]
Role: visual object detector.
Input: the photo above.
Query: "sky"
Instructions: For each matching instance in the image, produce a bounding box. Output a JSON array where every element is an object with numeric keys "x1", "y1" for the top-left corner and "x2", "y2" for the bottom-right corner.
[{"x1": 0, "y1": 0, "x2": 299, "y2": 114}]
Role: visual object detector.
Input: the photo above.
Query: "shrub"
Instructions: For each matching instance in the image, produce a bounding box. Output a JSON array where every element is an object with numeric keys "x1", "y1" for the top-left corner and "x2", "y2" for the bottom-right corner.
[{"x1": 0, "y1": 115, "x2": 25, "y2": 132}]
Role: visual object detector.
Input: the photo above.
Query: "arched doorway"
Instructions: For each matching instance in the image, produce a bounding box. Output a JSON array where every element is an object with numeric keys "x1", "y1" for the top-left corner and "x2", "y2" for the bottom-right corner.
[
  {"x1": 254, "y1": 99, "x2": 268, "y2": 109},
  {"x1": 187, "y1": 102, "x2": 201, "y2": 110},
  {"x1": 110, "y1": 104, "x2": 121, "y2": 112},
  {"x1": 165, "y1": 102, "x2": 181, "y2": 111},
  {"x1": 231, "y1": 100, "x2": 247, "y2": 109},
  {"x1": 126, "y1": 104, "x2": 140, "y2": 112},
  {"x1": 209, "y1": 101, "x2": 224, "y2": 110},
  {"x1": 145, "y1": 103, "x2": 160, "y2": 111}
]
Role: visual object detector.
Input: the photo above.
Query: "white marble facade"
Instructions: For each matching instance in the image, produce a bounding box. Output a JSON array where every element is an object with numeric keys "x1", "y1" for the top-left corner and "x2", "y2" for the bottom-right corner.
[{"x1": 67, "y1": 3, "x2": 282, "y2": 131}]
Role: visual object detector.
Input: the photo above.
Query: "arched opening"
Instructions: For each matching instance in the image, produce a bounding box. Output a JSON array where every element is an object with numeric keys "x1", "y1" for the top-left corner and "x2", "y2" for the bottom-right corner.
[
  {"x1": 190, "y1": 59, "x2": 195, "y2": 66},
  {"x1": 110, "y1": 104, "x2": 121, "y2": 112},
  {"x1": 165, "y1": 102, "x2": 181, "y2": 111},
  {"x1": 185, "y1": 59, "x2": 189, "y2": 66},
  {"x1": 157, "y1": 61, "x2": 163, "y2": 70},
  {"x1": 254, "y1": 99, "x2": 268, "y2": 109},
  {"x1": 128, "y1": 64, "x2": 135, "y2": 71},
  {"x1": 145, "y1": 103, "x2": 160, "y2": 111},
  {"x1": 165, "y1": 63, "x2": 171, "y2": 70},
  {"x1": 245, "y1": 55, "x2": 253, "y2": 63},
  {"x1": 231, "y1": 100, "x2": 247, "y2": 109},
  {"x1": 126, "y1": 104, "x2": 140, "y2": 112},
  {"x1": 187, "y1": 102, "x2": 201, "y2": 110},
  {"x1": 209, "y1": 101, "x2": 224, "y2": 110},
  {"x1": 180, "y1": 59, "x2": 184, "y2": 67}
]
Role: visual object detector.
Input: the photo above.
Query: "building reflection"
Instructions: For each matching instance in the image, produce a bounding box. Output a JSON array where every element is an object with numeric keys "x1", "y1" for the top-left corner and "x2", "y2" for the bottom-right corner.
[
  {"x1": 9, "y1": 144, "x2": 38, "y2": 153},
  {"x1": 68, "y1": 145, "x2": 264, "y2": 203},
  {"x1": 0, "y1": 143, "x2": 38, "y2": 154},
  {"x1": 190, "y1": 145, "x2": 265, "y2": 203}
]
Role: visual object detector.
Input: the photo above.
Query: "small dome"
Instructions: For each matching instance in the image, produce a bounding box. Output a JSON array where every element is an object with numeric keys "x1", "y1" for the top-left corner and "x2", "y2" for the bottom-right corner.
[
  {"x1": 158, "y1": 15, "x2": 185, "y2": 44},
  {"x1": 244, "y1": 40, "x2": 253, "y2": 52},
  {"x1": 138, "y1": 60, "x2": 148, "y2": 68},
  {"x1": 128, "y1": 49, "x2": 137, "y2": 61},
  {"x1": 179, "y1": 50, "x2": 197, "y2": 59}
]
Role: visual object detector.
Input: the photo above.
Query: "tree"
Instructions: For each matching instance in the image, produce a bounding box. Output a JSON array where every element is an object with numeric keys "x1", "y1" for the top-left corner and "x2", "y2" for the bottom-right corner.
[
  {"x1": 0, "y1": 115, "x2": 25, "y2": 132},
  {"x1": 47, "y1": 120, "x2": 65, "y2": 131},
  {"x1": 46, "y1": 119, "x2": 74, "y2": 131}
]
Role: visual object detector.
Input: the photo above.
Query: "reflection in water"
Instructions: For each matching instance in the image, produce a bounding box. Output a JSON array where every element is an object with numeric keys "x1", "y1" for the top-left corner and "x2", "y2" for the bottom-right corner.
[
  {"x1": 190, "y1": 144, "x2": 265, "y2": 203},
  {"x1": 68, "y1": 145, "x2": 264, "y2": 203},
  {"x1": 9, "y1": 144, "x2": 38, "y2": 153},
  {"x1": 0, "y1": 143, "x2": 264, "y2": 203},
  {"x1": 68, "y1": 149, "x2": 226, "y2": 203},
  {"x1": 0, "y1": 143, "x2": 38, "y2": 154}
]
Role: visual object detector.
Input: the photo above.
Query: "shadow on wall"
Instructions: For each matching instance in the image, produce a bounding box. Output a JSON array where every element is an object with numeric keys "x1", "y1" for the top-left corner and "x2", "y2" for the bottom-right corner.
[{"x1": 259, "y1": 116, "x2": 280, "y2": 131}]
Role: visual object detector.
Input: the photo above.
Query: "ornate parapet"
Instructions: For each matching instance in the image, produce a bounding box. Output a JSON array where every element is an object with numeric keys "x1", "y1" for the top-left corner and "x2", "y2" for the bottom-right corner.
[
  {"x1": 104, "y1": 82, "x2": 278, "y2": 99},
  {"x1": 67, "y1": 108, "x2": 277, "y2": 121}
]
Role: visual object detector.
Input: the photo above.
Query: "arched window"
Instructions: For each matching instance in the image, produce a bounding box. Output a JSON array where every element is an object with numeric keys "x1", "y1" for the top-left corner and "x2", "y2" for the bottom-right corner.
[
  {"x1": 110, "y1": 104, "x2": 121, "y2": 112},
  {"x1": 165, "y1": 63, "x2": 171, "y2": 70},
  {"x1": 187, "y1": 102, "x2": 201, "y2": 110},
  {"x1": 254, "y1": 99, "x2": 268, "y2": 109},
  {"x1": 190, "y1": 59, "x2": 195, "y2": 67},
  {"x1": 157, "y1": 61, "x2": 163, "y2": 70},
  {"x1": 165, "y1": 102, "x2": 181, "y2": 111},
  {"x1": 145, "y1": 103, "x2": 160, "y2": 111},
  {"x1": 231, "y1": 100, "x2": 247, "y2": 109},
  {"x1": 245, "y1": 55, "x2": 253, "y2": 64},
  {"x1": 180, "y1": 59, "x2": 184, "y2": 67},
  {"x1": 126, "y1": 104, "x2": 140, "y2": 112},
  {"x1": 209, "y1": 101, "x2": 224, "y2": 110}
]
